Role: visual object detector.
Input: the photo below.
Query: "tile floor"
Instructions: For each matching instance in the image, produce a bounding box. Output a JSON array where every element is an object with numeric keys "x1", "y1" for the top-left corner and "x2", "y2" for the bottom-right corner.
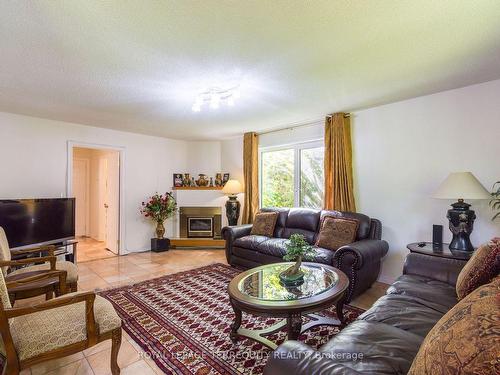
[
  {"x1": 77, "y1": 237, "x2": 117, "y2": 263},
  {"x1": 17, "y1": 249, "x2": 387, "y2": 375}
]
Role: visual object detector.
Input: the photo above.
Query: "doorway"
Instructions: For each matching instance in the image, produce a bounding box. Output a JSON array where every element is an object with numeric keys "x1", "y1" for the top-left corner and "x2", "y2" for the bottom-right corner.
[{"x1": 71, "y1": 146, "x2": 121, "y2": 262}]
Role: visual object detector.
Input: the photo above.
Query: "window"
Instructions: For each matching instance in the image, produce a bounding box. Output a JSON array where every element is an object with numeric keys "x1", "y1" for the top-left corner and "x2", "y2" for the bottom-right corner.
[{"x1": 260, "y1": 142, "x2": 324, "y2": 209}]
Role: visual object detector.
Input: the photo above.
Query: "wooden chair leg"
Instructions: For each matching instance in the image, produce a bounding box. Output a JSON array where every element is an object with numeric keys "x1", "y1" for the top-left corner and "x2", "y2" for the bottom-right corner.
[
  {"x1": 110, "y1": 328, "x2": 122, "y2": 375},
  {"x1": 3, "y1": 360, "x2": 20, "y2": 375},
  {"x1": 45, "y1": 290, "x2": 54, "y2": 300}
]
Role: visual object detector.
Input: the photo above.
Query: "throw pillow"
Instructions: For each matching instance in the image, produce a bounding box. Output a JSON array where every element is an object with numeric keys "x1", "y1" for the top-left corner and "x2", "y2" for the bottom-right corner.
[
  {"x1": 315, "y1": 216, "x2": 358, "y2": 251},
  {"x1": 250, "y1": 212, "x2": 278, "y2": 237},
  {"x1": 456, "y1": 237, "x2": 500, "y2": 300},
  {"x1": 408, "y1": 276, "x2": 500, "y2": 375}
]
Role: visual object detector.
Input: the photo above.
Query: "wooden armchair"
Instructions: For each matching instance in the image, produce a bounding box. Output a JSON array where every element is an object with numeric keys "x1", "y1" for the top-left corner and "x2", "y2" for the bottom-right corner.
[
  {"x1": 0, "y1": 227, "x2": 78, "y2": 303},
  {"x1": 4, "y1": 261, "x2": 68, "y2": 306},
  {"x1": 0, "y1": 269, "x2": 122, "y2": 374}
]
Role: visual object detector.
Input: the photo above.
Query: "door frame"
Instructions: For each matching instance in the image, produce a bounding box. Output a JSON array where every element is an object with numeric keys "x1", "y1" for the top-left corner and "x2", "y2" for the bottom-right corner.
[
  {"x1": 72, "y1": 157, "x2": 91, "y2": 237},
  {"x1": 66, "y1": 141, "x2": 126, "y2": 256}
]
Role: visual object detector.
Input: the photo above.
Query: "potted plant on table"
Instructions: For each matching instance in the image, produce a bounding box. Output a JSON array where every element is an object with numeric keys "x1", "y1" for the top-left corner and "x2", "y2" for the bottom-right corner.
[
  {"x1": 141, "y1": 192, "x2": 177, "y2": 250},
  {"x1": 279, "y1": 234, "x2": 316, "y2": 285}
]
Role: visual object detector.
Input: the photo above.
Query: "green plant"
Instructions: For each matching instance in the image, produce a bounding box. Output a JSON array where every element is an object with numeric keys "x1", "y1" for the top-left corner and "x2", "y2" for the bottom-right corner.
[
  {"x1": 283, "y1": 233, "x2": 315, "y2": 262},
  {"x1": 280, "y1": 234, "x2": 316, "y2": 278},
  {"x1": 140, "y1": 192, "x2": 177, "y2": 223},
  {"x1": 490, "y1": 181, "x2": 500, "y2": 221}
]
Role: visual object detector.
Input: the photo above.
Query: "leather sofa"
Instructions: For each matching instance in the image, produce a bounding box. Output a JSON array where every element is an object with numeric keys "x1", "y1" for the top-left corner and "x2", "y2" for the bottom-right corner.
[
  {"x1": 264, "y1": 253, "x2": 467, "y2": 375},
  {"x1": 221, "y1": 208, "x2": 388, "y2": 302}
]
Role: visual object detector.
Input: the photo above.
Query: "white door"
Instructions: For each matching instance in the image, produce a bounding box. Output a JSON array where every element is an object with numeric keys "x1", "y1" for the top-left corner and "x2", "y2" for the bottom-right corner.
[
  {"x1": 104, "y1": 152, "x2": 120, "y2": 254},
  {"x1": 72, "y1": 158, "x2": 89, "y2": 237}
]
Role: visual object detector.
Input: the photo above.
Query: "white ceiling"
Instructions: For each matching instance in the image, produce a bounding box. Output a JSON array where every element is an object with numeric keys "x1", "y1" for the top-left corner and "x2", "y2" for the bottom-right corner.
[{"x1": 1, "y1": 1, "x2": 500, "y2": 140}]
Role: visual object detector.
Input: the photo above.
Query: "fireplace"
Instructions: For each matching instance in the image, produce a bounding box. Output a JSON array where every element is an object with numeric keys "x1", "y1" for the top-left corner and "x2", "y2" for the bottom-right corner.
[{"x1": 179, "y1": 207, "x2": 222, "y2": 239}]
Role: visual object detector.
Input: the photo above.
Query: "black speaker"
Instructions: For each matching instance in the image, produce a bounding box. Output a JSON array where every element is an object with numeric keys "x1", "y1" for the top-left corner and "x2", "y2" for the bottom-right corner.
[{"x1": 432, "y1": 224, "x2": 443, "y2": 245}]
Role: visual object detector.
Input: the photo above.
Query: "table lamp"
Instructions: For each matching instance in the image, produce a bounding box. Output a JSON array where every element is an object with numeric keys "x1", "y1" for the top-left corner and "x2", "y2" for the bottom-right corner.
[
  {"x1": 222, "y1": 179, "x2": 244, "y2": 226},
  {"x1": 432, "y1": 172, "x2": 491, "y2": 251}
]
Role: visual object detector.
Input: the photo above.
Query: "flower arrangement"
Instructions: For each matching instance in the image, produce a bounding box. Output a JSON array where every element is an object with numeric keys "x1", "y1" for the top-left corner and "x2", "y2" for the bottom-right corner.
[
  {"x1": 141, "y1": 192, "x2": 177, "y2": 239},
  {"x1": 280, "y1": 233, "x2": 316, "y2": 284}
]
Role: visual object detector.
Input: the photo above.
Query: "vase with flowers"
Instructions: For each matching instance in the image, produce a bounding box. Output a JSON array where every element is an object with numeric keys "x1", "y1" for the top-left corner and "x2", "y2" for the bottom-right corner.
[{"x1": 141, "y1": 192, "x2": 177, "y2": 239}]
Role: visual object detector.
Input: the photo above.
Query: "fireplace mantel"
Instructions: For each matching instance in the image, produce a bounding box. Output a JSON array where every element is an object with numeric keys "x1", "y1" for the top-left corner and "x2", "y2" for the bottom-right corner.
[{"x1": 172, "y1": 186, "x2": 223, "y2": 191}]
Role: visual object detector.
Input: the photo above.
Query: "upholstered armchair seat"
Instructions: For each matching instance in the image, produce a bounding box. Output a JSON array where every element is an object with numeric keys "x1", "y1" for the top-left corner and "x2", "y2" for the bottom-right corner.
[
  {"x1": 8, "y1": 261, "x2": 78, "y2": 286},
  {"x1": 0, "y1": 293, "x2": 121, "y2": 361},
  {"x1": 0, "y1": 227, "x2": 79, "y2": 300},
  {"x1": 0, "y1": 264, "x2": 123, "y2": 374}
]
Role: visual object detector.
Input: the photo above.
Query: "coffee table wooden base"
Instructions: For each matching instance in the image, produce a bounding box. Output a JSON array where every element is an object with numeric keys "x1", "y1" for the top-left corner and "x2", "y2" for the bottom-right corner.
[
  {"x1": 230, "y1": 298, "x2": 346, "y2": 350},
  {"x1": 228, "y1": 262, "x2": 349, "y2": 350}
]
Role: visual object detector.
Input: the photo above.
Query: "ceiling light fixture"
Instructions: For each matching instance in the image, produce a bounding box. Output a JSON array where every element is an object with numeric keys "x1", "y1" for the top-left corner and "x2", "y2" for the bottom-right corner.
[{"x1": 192, "y1": 86, "x2": 240, "y2": 112}]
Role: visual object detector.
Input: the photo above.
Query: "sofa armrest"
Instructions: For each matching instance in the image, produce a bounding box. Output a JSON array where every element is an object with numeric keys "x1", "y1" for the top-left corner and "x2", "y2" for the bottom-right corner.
[
  {"x1": 334, "y1": 239, "x2": 389, "y2": 270},
  {"x1": 221, "y1": 224, "x2": 253, "y2": 262},
  {"x1": 264, "y1": 341, "x2": 360, "y2": 375},
  {"x1": 403, "y1": 253, "x2": 467, "y2": 286}
]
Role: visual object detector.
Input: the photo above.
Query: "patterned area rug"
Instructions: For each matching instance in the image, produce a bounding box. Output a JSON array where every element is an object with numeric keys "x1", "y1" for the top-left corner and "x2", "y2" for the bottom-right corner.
[{"x1": 99, "y1": 263, "x2": 364, "y2": 375}]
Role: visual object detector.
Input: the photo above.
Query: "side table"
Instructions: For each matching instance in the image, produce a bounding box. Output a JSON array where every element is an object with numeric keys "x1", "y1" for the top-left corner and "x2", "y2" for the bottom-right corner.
[{"x1": 407, "y1": 242, "x2": 472, "y2": 261}]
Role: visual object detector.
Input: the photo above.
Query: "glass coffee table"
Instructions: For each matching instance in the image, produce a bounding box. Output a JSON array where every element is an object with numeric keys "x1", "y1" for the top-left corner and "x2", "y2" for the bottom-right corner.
[{"x1": 227, "y1": 262, "x2": 349, "y2": 349}]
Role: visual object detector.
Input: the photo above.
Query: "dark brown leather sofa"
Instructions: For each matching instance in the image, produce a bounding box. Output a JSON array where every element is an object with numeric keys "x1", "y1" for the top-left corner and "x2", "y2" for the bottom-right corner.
[
  {"x1": 221, "y1": 207, "x2": 388, "y2": 302},
  {"x1": 264, "y1": 253, "x2": 467, "y2": 375}
]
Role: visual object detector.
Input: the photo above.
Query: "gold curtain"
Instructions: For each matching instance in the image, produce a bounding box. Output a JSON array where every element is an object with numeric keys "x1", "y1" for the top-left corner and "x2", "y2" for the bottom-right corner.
[
  {"x1": 324, "y1": 113, "x2": 356, "y2": 212},
  {"x1": 242, "y1": 132, "x2": 259, "y2": 224}
]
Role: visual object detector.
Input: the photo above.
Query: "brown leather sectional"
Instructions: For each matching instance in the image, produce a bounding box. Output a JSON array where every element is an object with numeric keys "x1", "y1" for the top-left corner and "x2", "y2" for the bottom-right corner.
[
  {"x1": 221, "y1": 207, "x2": 389, "y2": 303},
  {"x1": 264, "y1": 253, "x2": 467, "y2": 374}
]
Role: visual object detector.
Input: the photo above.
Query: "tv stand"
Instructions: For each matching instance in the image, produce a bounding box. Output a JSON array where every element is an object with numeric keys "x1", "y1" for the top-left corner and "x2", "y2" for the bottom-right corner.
[
  {"x1": 56, "y1": 240, "x2": 78, "y2": 263},
  {"x1": 11, "y1": 240, "x2": 78, "y2": 264}
]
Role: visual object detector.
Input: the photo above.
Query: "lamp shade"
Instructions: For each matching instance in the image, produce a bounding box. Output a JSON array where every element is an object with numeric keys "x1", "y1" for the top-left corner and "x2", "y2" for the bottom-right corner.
[
  {"x1": 432, "y1": 172, "x2": 491, "y2": 200},
  {"x1": 222, "y1": 179, "x2": 243, "y2": 195}
]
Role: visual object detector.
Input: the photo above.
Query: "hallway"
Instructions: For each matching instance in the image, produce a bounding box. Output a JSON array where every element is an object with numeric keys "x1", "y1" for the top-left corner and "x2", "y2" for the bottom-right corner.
[{"x1": 77, "y1": 237, "x2": 117, "y2": 263}]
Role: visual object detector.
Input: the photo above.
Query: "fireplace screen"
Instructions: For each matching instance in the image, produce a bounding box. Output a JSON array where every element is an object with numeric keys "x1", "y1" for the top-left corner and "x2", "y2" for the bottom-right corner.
[
  {"x1": 188, "y1": 217, "x2": 213, "y2": 237},
  {"x1": 179, "y1": 207, "x2": 222, "y2": 239}
]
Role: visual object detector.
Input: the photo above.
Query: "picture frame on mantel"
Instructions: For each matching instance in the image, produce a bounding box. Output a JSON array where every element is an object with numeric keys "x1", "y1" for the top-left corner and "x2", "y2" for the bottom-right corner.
[
  {"x1": 223, "y1": 173, "x2": 230, "y2": 185},
  {"x1": 173, "y1": 173, "x2": 183, "y2": 187}
]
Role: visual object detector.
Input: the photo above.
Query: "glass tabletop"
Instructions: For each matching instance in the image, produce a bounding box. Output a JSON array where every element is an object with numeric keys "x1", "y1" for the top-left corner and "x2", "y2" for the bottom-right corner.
[{"x1": 238, "y1": 263, "x2": 339, "y2": 301}]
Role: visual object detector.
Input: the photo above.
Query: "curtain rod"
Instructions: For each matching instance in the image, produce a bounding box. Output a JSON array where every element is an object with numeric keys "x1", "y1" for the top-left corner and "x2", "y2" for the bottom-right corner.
[{"x1": 257, "y1": 113, "x2": 350, "y2": 136}]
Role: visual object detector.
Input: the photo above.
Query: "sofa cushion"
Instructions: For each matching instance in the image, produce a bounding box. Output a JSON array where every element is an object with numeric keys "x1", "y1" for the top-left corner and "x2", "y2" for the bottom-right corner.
[
  {"x1": 320, "y1": 320, "x2": 424, "y2": 375},
  {"x1": 358, "y1": 293, "x2": 446, "y2": 337},
  {"x1": 260, "y1": 207, "x2": 289, "y2": 238},
  {"x1": 251, "y1": 212, "x2": 278, "y2": 237},
  {"x1": 233, "y1": 235, "x2": 269, "y2": 251},
  {"x1": 250, "y1": 238, "x2": 333, "y2": 264},
  {"x1": 280, "y1": 208, "x2": 320, "y2": 244},
  {"x1": 320, "y1": 210, "x2": 371, "y2": 241},
  {"x1": 285, "y1": 208, "x2": 321, "y2": 232},
  {"x1": 257, "y1": 238, "x2": 289, "y2": 258},
  {"x1": 408, "y1": 277, "x2": 500, "y2": 375},
  {"x1": 387, "y1": 274, "x2": 457, "y2": 312},
  {"x1": 315, "y1": 216, "x2": 358, "y2": 251},
  {"x1": 456, "y1": 237, "x2": 500, "y2": 300},
  {"x1": 231, "y1": 246, "x2": 283, "y2": 266}
]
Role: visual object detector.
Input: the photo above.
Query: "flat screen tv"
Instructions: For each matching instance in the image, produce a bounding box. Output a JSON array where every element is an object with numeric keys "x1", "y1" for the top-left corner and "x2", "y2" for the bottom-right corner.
[{"x1": 0, "y1": 198, "x2": 75, "y2": 249}]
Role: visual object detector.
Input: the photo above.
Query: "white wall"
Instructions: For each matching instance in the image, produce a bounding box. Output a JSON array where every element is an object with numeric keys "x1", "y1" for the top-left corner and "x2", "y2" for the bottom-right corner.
[
  {"x1": 171, "y1": 137, "x2": 246, "y2": 235},
  {"x1": 0, "y1": 111, "x2": 188, "y2": 253},
  {"x1": 352, "y1": 79, "x2": 500, "y2": 282},
  {"x1": 185, "y1": 141, "x2": 222, "y2": 179}
]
